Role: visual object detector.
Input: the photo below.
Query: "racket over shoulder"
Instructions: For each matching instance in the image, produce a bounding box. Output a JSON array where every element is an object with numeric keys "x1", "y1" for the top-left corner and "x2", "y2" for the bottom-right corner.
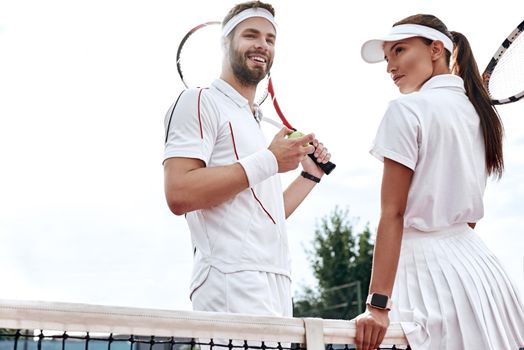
[{"x1": 176, "y1": 22, "x2": 336, "y2": 175}]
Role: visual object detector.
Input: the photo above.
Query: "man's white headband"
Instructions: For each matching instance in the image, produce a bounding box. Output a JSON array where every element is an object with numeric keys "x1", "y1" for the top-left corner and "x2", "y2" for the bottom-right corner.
[
  {"x1": 222, "y1": 8, "x2": 277, "y2": 37},
  {"x1": 361, "y1": 24, "x2": 454, "y2": 63}
]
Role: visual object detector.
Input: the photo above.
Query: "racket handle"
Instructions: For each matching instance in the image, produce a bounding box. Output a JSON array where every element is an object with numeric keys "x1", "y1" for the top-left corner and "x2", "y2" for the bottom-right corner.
[{"x1": 308, "y1": 153, "x2": 336, "y2": 175}]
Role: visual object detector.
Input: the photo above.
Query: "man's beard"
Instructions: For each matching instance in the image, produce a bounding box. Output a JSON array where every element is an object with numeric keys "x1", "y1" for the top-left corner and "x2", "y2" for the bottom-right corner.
[{"x1": 229, "y1": 44, "x2": 272, "y2": 87}]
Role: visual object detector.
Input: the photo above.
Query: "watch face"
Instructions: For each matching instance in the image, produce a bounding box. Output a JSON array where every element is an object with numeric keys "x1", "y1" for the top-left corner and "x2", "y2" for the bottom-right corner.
[{"x1": 371, "y1": 293, "x2": 388, "y2": 308}]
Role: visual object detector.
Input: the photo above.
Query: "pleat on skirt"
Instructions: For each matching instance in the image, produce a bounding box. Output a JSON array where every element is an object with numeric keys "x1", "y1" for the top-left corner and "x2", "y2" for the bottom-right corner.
[{"x1": 390, "y1": 223, "x2": 524, "y2": 350}]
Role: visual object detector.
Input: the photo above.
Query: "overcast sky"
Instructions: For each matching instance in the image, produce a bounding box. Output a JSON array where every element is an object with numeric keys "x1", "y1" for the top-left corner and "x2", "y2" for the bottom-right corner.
[{"x1": 0, "y1": 0, "x2": 523, "y2": 312}]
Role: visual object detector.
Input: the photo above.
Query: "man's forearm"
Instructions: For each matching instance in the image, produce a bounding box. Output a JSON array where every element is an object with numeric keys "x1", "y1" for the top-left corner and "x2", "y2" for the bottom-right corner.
[{"x1": 283, "y1": 174, "x2": 318, "y2": 219}]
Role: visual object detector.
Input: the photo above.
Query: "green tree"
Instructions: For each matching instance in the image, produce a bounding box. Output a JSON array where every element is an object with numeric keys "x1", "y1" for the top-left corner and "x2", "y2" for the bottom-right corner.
[
  {"x1": 292, "y1": 285, "x2": 321, "y2": 317},
  {"x1": 353, "y1": 226, "x2": 374, "y2": 312},
  {"x1": 293, "y1": 207, "x2": 375, "y2": 320}
]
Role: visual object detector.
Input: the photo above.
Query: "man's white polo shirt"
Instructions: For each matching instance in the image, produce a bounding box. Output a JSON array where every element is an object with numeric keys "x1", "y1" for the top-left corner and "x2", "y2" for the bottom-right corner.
[
  {"x1": 371, "y1": 74, "x2": 487, "y2": 232},
  {"x1": 164, "y1": 79, "x2": 290, "y2": 296}
]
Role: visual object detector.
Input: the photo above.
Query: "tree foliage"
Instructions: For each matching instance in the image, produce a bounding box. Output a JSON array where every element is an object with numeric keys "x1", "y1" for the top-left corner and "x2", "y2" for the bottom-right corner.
[{"x1": 293, "y1": 207, "x2": 374, "y2": 320}]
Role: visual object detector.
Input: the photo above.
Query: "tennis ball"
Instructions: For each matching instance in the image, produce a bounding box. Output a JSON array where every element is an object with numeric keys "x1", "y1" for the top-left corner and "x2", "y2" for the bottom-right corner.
[
  {"x1": 288, "y1": 131, "x2": 304, "y2": 139},
  {"x1": 287, "y1": 130, "x2": 310, "y2": 147}
]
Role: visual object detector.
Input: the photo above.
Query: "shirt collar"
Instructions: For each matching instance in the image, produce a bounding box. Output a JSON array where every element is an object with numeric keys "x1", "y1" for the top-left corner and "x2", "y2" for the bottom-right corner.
[
  {"x1": 420, "y1": 74, "x2": 465, "y2": 93},
  {"x1": 211, "y1": 78, "x2": 249, "y2": 108}
]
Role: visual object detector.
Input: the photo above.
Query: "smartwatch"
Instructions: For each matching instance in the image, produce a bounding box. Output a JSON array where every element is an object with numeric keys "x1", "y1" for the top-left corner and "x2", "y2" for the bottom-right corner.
[{"x1": 366, "y1": 293, "x2": 392, "y2": 310}]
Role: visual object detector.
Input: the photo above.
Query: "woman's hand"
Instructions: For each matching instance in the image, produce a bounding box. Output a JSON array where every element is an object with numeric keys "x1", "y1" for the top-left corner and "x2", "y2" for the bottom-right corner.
[{"x1": 353, "y1": 307, "x2": 390, "y2": 350}]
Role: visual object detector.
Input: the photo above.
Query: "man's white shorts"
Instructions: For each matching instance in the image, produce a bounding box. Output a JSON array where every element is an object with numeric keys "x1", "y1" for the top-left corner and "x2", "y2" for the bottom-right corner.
[{"x1": 191, "y1": 267, "x2": 292, "y2": 317}]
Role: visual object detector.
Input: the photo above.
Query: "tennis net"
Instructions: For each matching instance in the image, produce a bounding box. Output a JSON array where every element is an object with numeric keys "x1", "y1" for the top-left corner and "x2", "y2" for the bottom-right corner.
[{"x1": 0, "y1": 299, "x2": 409, "y2": 350}]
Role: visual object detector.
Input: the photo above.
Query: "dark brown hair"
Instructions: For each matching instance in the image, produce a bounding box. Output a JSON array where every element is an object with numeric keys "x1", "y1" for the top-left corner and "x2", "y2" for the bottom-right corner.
[
  {"x1": 222, "y1": 1, "x2": 276, "y2": 38},
  {"x1": 394, "y1": 14, "x2": 504, "y2": 178}
]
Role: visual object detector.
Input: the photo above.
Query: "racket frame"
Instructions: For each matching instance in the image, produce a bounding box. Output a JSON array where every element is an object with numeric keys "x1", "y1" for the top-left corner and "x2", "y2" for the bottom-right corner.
[
  {"x1": 176, "y1": 21, "x2": 222, "y2": 89},
  {"x1": 482, "y1": 20, "x2": 524, "y2": 105}
]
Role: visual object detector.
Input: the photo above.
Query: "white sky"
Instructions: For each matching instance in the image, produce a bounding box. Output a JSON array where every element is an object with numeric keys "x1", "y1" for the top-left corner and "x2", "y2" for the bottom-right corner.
[{"x1": 0, "y1": 0, "x2": 523, "y2": 312}]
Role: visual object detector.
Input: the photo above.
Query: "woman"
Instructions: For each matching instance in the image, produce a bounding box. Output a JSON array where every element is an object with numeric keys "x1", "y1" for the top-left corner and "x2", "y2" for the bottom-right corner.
[{"x1": 355, "y1": 14, "x2": 524, "y2": 350}]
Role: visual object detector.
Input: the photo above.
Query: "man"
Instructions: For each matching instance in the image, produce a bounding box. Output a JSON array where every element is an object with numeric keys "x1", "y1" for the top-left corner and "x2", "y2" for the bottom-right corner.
[{"x1": 163, "y1": 1, "x2": 331, "y2": 317}]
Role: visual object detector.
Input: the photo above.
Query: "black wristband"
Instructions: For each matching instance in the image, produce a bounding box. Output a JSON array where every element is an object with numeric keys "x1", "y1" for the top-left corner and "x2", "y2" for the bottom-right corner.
[{"x1": 301, "y1": 171, "x2": 321, "y2": 183}]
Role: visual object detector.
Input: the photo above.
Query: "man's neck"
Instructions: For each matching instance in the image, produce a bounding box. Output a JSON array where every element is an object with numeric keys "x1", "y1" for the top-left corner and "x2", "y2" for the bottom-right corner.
[{"x1": 220, "y1": 74, "x2": 257, "y2": 113}]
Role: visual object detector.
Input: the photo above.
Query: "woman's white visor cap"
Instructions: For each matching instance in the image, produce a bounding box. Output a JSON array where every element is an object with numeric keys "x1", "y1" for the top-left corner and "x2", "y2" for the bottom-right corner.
[{"x1": 361, "y1": 24, "x2": 453, "y2": 63}]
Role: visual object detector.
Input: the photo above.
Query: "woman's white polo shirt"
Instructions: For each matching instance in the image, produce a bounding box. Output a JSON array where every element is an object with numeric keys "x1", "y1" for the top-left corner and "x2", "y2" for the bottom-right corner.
[{"x1": 371, "y1": 74, "x2": 487, "y2": 231}]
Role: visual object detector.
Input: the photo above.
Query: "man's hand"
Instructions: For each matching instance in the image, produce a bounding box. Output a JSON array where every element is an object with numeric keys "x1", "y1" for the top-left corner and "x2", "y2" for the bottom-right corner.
[
  {"x1": 268, "y1": 127, "x2": 315, "y2": 173},
  {"x1": 301, "y1": 138, "x2": 331, "y2": 178}
]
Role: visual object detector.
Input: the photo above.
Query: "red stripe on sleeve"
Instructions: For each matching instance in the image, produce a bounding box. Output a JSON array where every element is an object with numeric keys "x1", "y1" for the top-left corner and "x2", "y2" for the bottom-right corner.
[
  {"x1": 197, "y1": 88, "x2": 208, "y2": 139},
  {"x1": 228, "y1": 122, "x2": 240, "y2": 160}
]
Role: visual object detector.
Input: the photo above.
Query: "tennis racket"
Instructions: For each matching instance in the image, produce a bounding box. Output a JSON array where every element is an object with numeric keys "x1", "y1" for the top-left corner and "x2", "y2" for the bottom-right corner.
[
  {"x1": 176, "y1": 21, "x2": 336, "y2": 175},
  {"x1": 482, "y1": 20, "x2": 524, "y2": 105}
]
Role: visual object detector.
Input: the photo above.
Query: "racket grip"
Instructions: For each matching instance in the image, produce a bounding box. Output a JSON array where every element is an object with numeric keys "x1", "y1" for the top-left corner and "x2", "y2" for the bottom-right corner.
[{"x1": 308, "y1": 153, "x2": 336, "y2": 175}]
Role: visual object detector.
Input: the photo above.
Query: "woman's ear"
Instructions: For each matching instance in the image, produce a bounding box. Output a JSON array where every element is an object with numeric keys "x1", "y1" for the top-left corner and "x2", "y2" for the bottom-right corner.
[{"x1": 430, "y1": 40, "x2": 446, "y2": 62}]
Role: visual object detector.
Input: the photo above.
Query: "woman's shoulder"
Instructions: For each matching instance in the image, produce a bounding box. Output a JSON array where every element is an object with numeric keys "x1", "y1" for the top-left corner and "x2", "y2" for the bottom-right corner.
[
  {"x1": 392, "y1": 90, "x2": 428, "y2": 107},
  {"x1": 388, "y1": 91, "x2": 437, "y2": 118},
  {"x1": 386, "y1": 94, "x2": 423, "y2": 118}
]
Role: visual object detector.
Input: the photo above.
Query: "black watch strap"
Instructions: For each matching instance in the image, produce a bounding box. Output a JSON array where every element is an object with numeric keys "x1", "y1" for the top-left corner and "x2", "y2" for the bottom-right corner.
[{"x1": 301, "y1": 171, "x2": 321, "y2": 183}]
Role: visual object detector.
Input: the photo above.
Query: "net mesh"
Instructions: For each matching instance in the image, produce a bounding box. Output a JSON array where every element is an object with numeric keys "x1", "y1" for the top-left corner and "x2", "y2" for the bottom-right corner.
[{"x1": 0, "y1": 300, "x2": 410, "y2": 350}]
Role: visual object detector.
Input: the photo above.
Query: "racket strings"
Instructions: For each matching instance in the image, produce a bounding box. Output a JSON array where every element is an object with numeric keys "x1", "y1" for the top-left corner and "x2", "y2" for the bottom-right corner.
[{"x1": 488, "y1": 31, "x2": 524, "y2": 100}]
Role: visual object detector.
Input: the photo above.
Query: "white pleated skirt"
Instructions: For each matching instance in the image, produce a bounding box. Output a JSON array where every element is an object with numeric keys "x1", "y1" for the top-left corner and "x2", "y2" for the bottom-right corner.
[{"x1": 390, "y1": 223, "x2": 524, "y2": 350}]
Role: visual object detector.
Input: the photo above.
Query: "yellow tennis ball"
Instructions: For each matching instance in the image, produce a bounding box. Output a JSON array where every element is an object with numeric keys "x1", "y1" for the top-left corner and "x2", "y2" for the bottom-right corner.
[
  {"x1": 288, "y1": 131, "x2": 304, "y2": 139},
  {"x1": 288, "y1": 131, "x2": 310, "y2": 147}
]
